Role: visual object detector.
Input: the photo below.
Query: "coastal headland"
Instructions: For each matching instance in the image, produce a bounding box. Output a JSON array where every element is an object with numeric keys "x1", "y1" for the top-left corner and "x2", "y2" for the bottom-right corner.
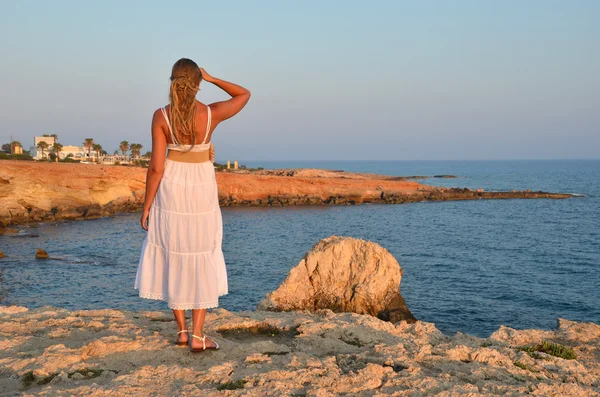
[{"x1": 0, "y1": 161, "x2": 573, "y2": 227}]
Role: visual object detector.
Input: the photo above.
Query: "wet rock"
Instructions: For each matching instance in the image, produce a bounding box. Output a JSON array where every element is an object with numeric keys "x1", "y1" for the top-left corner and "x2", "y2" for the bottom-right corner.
[
  {"x1": 82, "y1": 204, "x2": 103, "y2": 218},
  {"x1": 35, "y1": 248, "x2": 49, "y2": 259},
  {"x1": 258, "y1": 236, "x2": 415, "y2": 323},
  {"x1": 13, "y1": 229, "x2": 40, "y2": 238},
  {"x1": 377, "y1": 304, "x2": 417, "y2": 324},
  {"x1": 54, "y1": 205, "x2": 84, "y2": 220},
  {"x1": 1, "y1": 227, "x2": 20, "y2": 236},
  {"x1": 29, "y1": 207, "x2": 47, "y2": 221}
]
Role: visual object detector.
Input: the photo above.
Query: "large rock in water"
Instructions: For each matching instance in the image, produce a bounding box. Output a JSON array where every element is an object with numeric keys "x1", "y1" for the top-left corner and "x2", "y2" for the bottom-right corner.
[{"x1": 257, "y1": 236, "x2": 416, "y2": 323}]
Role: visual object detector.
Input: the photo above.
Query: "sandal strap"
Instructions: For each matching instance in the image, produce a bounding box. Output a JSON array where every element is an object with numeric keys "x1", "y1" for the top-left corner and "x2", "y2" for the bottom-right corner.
[
  {"x1": 192, "y1": 334, "x2": 207, "y2": 350},
  {"x1": 177, "y1": 329, "x2": 189, "y2": 335}
]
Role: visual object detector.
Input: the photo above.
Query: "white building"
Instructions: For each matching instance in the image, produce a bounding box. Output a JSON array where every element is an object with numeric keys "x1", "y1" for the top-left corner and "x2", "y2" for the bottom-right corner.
[
  {"x1": 33, "y1": 136, "x2": 55, "y2": 159},
  {"x1": 99, "y1": 155, "x2": 131, "y2": 165},
  {"x1": 59, "y1": 145, "x2": 88, "y2": 160}
]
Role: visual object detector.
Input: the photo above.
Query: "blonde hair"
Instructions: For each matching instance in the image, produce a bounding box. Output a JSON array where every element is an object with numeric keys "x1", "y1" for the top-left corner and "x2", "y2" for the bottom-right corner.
[{"x1": 169, "y1": 58, "x2": 202, "y2": 150}]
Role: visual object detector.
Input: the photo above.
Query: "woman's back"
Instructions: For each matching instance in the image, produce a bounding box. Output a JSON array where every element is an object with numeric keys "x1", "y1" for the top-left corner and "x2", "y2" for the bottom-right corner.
[{"x1": 161, "y1": 103, "x2": 213, "y2": 153}]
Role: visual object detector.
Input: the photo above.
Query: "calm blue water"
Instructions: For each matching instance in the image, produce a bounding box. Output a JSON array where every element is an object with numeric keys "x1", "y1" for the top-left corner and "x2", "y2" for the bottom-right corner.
[{"x1": 1, "y1": 160, "x2": 598, "y2": 337}]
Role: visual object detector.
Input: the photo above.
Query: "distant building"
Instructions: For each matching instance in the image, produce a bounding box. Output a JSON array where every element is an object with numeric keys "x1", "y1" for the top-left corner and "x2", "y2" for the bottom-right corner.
[
  {"x1": 33, "y1": 136, "x2": 56, "y2": 159},
  {"x1": 13, "y1": 145, "x2": 23, "y2": 155},
  {"x1": 99, "y1": 155, "x2": 131, "y2": 165},
  {"x1": 59, "y1": 145, "x2": 88, "y2": 160}
]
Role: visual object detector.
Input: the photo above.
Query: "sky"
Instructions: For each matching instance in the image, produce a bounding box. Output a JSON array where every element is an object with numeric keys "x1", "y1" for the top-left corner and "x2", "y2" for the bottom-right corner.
[{"x1": 1, "y1": 1, "x2": 598, "y2": 161}]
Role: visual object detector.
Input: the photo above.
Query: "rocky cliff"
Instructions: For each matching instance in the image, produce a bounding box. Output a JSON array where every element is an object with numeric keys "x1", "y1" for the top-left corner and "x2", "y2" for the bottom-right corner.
[{"x1": 0, "y1": 161, "x2": 573, "y2": 227}]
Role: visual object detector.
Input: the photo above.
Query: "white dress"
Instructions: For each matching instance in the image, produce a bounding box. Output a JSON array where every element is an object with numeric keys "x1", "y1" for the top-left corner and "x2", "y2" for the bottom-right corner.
[{"x1": 134, "y1": 105, "x2": 228, "y2": 309}]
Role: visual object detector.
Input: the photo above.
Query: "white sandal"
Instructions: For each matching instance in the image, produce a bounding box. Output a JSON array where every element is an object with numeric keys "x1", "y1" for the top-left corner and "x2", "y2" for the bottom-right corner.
[
  {"x1": 190, "y1": 334, "x2": 219, "y2": 352},
  {"x1": 175, "y1": 329, "x2": 190, "y2": 346}
]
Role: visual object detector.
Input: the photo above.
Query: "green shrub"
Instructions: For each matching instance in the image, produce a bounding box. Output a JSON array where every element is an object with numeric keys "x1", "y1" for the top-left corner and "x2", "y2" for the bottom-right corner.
[
  {"x1": 68, "y1": 367, "x2": 104, "y2": 379},
  {"x1": 518, "y1": 341, "x2": 576, "y2": 360},
  {"x1": 37, "y1": 372, "x2": 59, "y2": 385},
  {"x1": 0, "y1": 153, "x2": 34, "y2": 161},
  {"x1": 513, "y1": 361, "x2": 538, "y2": 372},
  {"x1": 61, "y1": 157, "x2": 80, "y2": 163},
  {"x1": 21, "y1": 371, "x2": 35, "y2": 388},
  {"x1": 217, "y1": 379, "x2": 247, "y2": 390}
]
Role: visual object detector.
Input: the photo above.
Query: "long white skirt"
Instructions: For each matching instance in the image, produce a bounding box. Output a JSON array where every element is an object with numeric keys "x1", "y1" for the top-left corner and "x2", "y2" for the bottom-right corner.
[{"x1": 134, "y1": 158, "x2": 228, "y2": 309}]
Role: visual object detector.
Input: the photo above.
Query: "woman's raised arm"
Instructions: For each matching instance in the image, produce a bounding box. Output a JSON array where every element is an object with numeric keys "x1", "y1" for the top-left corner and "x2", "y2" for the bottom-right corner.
[{"x1": 200, "y1": 68, "x2": 250, "y2": 123}]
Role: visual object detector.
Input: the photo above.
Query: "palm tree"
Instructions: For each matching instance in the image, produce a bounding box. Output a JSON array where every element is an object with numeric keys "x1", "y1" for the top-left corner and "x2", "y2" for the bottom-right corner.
[
  {"x1": 143, "y1": 151, "x2": 152, "y2": 159},
  {"x1": 52, "y1": 143, "x2": 63, "y2": 162},
  {"x1": 130, "y1": 143, "x2": 142, "y2": 158},
  {"x1": 93, "y1": 143, "x2": 102, "y2": 161},
  {"x1": 83, "y1": 138, "x2": 94, "y2": 160},
  {"x1": 37, "y1": 141, "x2": 49, "y2": 160},
  {"x1": 113, "y1": 150, "x2": 119, "y2": 156},
  {"x1": 119, "y1": 141, "x2": 129, "y2": 156}
]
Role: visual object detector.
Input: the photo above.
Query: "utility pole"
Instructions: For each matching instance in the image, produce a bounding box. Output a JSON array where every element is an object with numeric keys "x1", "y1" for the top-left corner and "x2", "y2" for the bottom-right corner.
[{"x1": 9, "y1": 135, "x2": 13, "y2": 155}]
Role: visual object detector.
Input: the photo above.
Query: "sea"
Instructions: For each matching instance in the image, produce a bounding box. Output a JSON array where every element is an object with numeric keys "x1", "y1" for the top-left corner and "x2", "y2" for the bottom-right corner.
[{"x1": 0, "y1": 160, "x2": 598, "y2": 338}]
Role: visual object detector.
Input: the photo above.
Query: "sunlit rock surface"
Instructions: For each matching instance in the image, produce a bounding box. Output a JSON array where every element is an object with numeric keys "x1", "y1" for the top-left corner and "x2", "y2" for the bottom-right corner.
[
  {"x1": 258, "y1": 236, "x2": 416, "y2": 324},
  {"x1": 0, "y1": 305, "x2": 598, "y2": 396}
]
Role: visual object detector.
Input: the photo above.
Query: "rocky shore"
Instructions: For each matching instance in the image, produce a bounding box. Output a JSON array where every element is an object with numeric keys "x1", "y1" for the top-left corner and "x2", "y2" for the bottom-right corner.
[
  {"x1": 0, "y1": 306, "x2": 598, "y2": 396},
  {"x1": 1, "y1": 236, "x2": 598, "y2": 396},
  {"x1": 0, "y1": 161, "x2": 573, "y2": 228}
]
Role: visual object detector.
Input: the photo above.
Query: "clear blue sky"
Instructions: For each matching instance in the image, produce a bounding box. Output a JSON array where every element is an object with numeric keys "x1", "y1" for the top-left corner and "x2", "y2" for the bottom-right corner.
[{"x1": 1, "y1": 1, "x2": 598, "y2": 160}]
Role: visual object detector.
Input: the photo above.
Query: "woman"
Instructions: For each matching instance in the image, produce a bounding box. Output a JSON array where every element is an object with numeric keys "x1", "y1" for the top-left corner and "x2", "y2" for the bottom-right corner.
[{"x1": 134, "y1": 58, "x2": 250, "y2": 352}]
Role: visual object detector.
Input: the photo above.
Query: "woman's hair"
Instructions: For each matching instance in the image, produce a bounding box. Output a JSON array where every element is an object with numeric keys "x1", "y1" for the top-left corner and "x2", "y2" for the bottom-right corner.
[{"x1": 169, "y1": 58, "x2": 202, "y2": 148}]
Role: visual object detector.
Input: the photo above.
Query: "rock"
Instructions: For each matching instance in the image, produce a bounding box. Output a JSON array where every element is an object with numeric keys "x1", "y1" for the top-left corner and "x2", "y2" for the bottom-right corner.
[
  {"x1": 12, "y1": 229, "x2": 40, "y2": 238},
  {"x1": 35, "y1": 248, "x2": 49, "y2": 259},
  {"x1": 377, "y1": 305, "x2": 416, "y2": 324},
  {"x1": 257, "y1": 236, "x2": 416, "y2": 323},
  {"x1": 82, "y1": 204, "x2": 103, "y2": 218},
  {"x1": 0, "y1": 305, "x2": 28, "y2": 314},
  {"x1": 54, "y1": 205, "x2": 84, "y2": 220},
  {"x1": 29, "y1": 207, "x2": 47, "y2": 221},
  {"x1": 0, "y1": 227, "x2": 19, "y2": 236},
  {"x1": 0, "y1": 305, "x2": 598, "y2": 396}
]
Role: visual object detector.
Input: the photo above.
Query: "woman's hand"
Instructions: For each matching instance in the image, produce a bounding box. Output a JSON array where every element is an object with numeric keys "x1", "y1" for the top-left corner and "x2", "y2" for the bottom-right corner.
[
  {"x1": 200, "y1": 68, "x2": 214, "y2": 83},
  {"x1": 199, "y1": 71, "x2": 250, "y2": 122},
  {"x1": 209, "y1": 142, "x2": 215, "y2": 163},
  {"x1": 140, "y1": 209, "x2": 150, "y2": 231}
]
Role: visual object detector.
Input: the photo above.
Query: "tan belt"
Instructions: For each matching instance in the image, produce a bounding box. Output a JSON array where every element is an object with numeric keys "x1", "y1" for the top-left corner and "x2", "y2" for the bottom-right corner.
[{"x1": 166, "y1": 149, "x2": 210, "y2": 163}]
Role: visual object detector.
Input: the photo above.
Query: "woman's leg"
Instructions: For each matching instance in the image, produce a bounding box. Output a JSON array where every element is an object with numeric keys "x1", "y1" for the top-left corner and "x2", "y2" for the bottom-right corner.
[
  {"x1": 190, "y1": 309, "x2": 218, "y2": 348},
  {"x1": 172, "y1": 309, "x2": 188, "y2": 343}
]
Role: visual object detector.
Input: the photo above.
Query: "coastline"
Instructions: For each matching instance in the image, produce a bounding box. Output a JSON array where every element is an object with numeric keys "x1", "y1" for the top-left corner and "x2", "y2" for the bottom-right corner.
[{"x1": 0, "y1": 161, "x2": 573, "y2": 228}]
